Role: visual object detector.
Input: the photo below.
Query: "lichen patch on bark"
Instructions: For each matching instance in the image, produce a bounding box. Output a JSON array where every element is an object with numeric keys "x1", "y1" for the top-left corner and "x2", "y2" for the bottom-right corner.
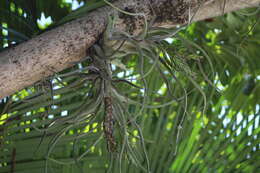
[{"x1": 151, "y1": 0, "x2": 190, "y2": 25}]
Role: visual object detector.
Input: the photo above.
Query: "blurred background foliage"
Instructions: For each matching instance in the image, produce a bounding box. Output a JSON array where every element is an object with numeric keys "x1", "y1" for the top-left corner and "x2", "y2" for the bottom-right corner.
[{"x1": 0, "y1": 0, "x2": 259, "y2": 173}]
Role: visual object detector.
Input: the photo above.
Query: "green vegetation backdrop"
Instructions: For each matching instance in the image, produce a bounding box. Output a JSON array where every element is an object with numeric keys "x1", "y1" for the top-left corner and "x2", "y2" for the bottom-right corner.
[{"x1": 0, "y1": 0, "x2": 259, "y2": 173}]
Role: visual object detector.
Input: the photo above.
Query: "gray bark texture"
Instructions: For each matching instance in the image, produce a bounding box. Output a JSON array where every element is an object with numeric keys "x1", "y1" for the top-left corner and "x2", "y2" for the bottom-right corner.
[{"x1": 0, "y1": 0, "x2": 259, "y2": 99}]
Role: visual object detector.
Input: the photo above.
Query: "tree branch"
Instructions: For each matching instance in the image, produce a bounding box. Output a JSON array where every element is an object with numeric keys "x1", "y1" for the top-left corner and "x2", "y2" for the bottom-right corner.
[{"x1": 0, "y1": 0, "x2": 259, "y2": 99}]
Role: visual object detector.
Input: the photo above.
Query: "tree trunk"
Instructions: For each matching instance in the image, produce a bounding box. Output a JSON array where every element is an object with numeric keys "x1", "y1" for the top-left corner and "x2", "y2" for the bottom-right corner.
[{"x1": 0, "y1": 0, "x2": 259, "y2": 99}]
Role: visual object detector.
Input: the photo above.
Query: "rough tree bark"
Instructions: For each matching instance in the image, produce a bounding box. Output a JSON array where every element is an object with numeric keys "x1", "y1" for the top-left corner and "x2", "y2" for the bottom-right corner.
[{"x1": 0, "y1": 0, "x2": 259, "y2": 99}]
